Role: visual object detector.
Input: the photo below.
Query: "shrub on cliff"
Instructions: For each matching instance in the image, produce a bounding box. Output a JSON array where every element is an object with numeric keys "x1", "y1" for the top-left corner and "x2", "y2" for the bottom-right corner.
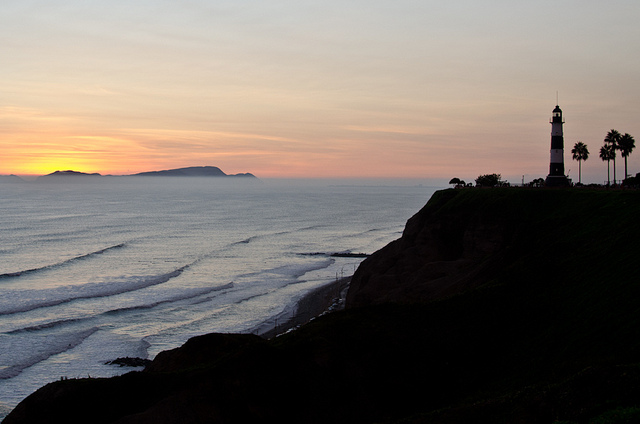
[
  {"x1": 449, "y1": 177, "x2": 468, "y2": 188},
  {"x1": 475, "y1": 173, "x2": 505, "y2": 187}
]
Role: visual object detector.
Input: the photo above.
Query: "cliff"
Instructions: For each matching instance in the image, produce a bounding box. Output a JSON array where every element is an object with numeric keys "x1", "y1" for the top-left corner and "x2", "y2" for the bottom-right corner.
[
  {"x1": 6, "y1": 188, "x2": 640, "y2": 424},
  {"x1": 347, "y1": 187, "x2": 618, "y2": 306},
  {"x1": 347, "y1": 188, "x2": 516, "y2": 307}
]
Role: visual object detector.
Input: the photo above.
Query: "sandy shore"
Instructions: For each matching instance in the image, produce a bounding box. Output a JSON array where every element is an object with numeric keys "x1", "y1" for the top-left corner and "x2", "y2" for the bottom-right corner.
[{"x1": 259, "y1": 277, "x2": 351, "y2": 339}]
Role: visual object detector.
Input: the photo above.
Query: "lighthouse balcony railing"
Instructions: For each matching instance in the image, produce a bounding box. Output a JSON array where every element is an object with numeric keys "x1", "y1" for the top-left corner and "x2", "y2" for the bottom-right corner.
[{"x1": 550, "y1": 118, "x2": 565, "y2": 123}]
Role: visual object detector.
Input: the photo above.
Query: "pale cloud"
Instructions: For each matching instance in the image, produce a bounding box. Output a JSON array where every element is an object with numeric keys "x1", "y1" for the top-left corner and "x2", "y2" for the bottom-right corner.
[
  {"x1": 77, "y1": 87, "x2": 120, "y2": 96},
  {"x1": 0, "y1": 106, "x2": 68, "y2": 123}
]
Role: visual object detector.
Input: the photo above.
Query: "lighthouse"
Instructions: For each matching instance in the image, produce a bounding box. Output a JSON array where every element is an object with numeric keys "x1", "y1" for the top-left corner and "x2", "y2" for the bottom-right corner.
[{"x1": 545, "y1": 105, "x2": 570, "y2": 186}]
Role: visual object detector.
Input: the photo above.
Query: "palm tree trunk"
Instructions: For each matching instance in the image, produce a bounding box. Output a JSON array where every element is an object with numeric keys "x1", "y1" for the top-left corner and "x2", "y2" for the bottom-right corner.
[
  {"x1": 625, "y1": 157, "x2": 628, "y2": 180},
  {"x1": 579, "y1": 160, "x2": 582, "y2": 184},
  {"x1": 613, "y1": 157, "x2": 617, "y2": 184},
  {"x1": 608, "y1": 160, "x2": 611, "y2": 185}
]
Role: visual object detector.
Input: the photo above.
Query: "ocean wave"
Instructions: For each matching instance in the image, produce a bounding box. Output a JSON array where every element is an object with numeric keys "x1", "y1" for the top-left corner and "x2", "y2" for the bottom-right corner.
[
  {"x1": 280, "y1": 258, "x2": 335, "y2": 279},
  {"x1": 230, "y1": 225, "x2": 327, "y2": 247},
  {"x1": 103, "y1": 282, "x2": 234, "y2": 315},
  {"x1": 0, "y1": 327, "x2": 99, "y2": 380},
  {"x1": 7, "y1": 318, "x2": 87, "y2": 334},
  {"x1": 0, "y1": 243, "x2": 127, "y2": 280},
  {"x1": 334, "y1": 226, "x2": 394, "y2": 240},
  {"x1": 234, "y1": 235, "x2": 260, "y2": 245},
  {"x1": 6, "y1": 283, "x2": 234, "y2": 334},
  {"x1": 0, "y1": 265, "x2": 189, "y2": 316},
  {"x1": 239, "y1": 258, "x2": 335, "y2": 281}
]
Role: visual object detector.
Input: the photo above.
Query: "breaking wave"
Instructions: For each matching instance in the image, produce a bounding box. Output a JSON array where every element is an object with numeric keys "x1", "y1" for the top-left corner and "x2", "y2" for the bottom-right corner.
[
  {"x1": 0, "y1": 243, "x2": 127, "y2": 280},
  {"x1": 0, "y1": 327, "x2": 99, "y2": 380},
  {"x1": 0, "y1": 265, "x2": 189, "y2": 316}
]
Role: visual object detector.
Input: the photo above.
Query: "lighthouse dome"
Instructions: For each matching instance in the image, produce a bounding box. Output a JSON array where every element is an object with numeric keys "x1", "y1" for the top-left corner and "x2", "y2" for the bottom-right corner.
[{"x1": 552, "y1": 105, "x2": 562, "y2": 117}]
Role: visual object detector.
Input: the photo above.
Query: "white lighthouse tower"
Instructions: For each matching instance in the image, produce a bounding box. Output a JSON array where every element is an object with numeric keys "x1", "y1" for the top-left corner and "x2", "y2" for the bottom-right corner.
[{"x1": 545, "y1": 104, "x2": 570, "y2": 186}]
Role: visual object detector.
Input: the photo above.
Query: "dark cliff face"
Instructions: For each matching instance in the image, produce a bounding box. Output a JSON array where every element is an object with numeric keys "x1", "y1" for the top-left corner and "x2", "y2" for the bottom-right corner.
[
  {"x1": 348, "y1": 186, "x2": 640, "y2": 310},
  {"x1": 347, "y1": 189, "x2": 522, "y2": 307}
]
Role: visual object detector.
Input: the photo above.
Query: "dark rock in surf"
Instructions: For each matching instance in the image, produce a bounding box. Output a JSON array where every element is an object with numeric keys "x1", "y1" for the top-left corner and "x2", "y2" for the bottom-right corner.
[
  {"x1": 330, "y1": 252, "x2": 369, "y2": 258},
  {"x1": 105, "y1": 357, "x2": 152, "y2": 368}
]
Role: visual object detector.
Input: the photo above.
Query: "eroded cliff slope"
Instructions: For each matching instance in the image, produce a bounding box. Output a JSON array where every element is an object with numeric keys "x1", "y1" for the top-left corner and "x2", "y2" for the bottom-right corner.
[{"x1": 348, "y1": 188, "x2": 637, "y2": 307}]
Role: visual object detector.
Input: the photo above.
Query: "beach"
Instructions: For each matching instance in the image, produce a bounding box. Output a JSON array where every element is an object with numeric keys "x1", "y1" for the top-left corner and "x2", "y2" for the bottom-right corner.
[{"x1": 260, "y1": 277, "x2": 351, "y2": 339}]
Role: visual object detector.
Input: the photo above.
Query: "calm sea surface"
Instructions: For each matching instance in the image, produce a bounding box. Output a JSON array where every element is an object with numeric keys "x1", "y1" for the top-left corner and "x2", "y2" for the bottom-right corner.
[{"x1": 0, "y1": 177, "x2": 440, "y2": 415}]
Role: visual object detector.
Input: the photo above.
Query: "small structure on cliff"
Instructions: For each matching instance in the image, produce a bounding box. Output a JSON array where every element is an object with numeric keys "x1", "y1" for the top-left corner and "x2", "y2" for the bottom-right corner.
[{"x1": 545, "y1": 104, "x2": 571, "y2": 186}]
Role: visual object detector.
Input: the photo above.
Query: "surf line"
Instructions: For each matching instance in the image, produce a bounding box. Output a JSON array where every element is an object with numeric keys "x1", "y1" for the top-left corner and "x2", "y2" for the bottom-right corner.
[
  {"x1": 0, "y1": 327, "x2": 100, "y2": 380},
  {"x1": 0, "y1": 243, "x2": 127, "y2": 279},
  {"x1": 0, "y1": 264, "x2": 191, "y2": 316}
]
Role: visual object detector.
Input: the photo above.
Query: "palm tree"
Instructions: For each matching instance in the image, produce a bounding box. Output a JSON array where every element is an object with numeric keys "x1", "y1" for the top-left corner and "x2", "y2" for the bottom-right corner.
[
  {"x1": 604, "y1": 129, "x2": 621, "y2": 183},
  {"x1": 600, "y1": 144, "x2": 616, "y2": 186},
  {"x1": 618, "y1": 133, "x2": 636, "y2": 180},
  {"x1": 571, "y1": 141, "x2": 589, "y2": 184}
]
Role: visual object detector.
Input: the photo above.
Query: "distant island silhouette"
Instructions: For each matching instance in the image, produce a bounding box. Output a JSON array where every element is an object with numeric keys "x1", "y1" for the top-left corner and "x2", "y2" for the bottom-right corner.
[
  {"x1": 0, "y1": 175, "x2": 27, "y2": 183},
  {"x1": 34, "y1": 166, "x2": 256, "y2": 181},
  {"x1": 131, "y1": 166, "x2": 255, "y2": 178},
  {"x1": 39, "y1": 170, "x2": 102, "y2": 178}
]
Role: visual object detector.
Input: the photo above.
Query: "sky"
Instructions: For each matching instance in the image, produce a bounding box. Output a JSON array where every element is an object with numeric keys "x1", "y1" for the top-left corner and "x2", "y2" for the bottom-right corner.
[{"x1": 2, "y1": 1, "x2": 639, "y2": 183}]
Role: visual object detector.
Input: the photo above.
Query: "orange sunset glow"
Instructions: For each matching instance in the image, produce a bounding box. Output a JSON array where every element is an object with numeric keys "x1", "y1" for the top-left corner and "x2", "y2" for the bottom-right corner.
[{"x1": 2, "y1": 2, "x2": 639, "y2": 183}]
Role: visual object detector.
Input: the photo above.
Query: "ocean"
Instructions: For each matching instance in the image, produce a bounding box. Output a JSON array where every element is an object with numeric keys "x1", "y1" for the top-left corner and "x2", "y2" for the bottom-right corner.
[{"x1": 0, "y1": 177, "x2": 440, "y2": 416}]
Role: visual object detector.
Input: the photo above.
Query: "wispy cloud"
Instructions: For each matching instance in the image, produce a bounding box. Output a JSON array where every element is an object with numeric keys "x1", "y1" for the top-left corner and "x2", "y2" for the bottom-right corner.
[{"x1": 0, "y1": 106, "x2": 68, "y2": 122}]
